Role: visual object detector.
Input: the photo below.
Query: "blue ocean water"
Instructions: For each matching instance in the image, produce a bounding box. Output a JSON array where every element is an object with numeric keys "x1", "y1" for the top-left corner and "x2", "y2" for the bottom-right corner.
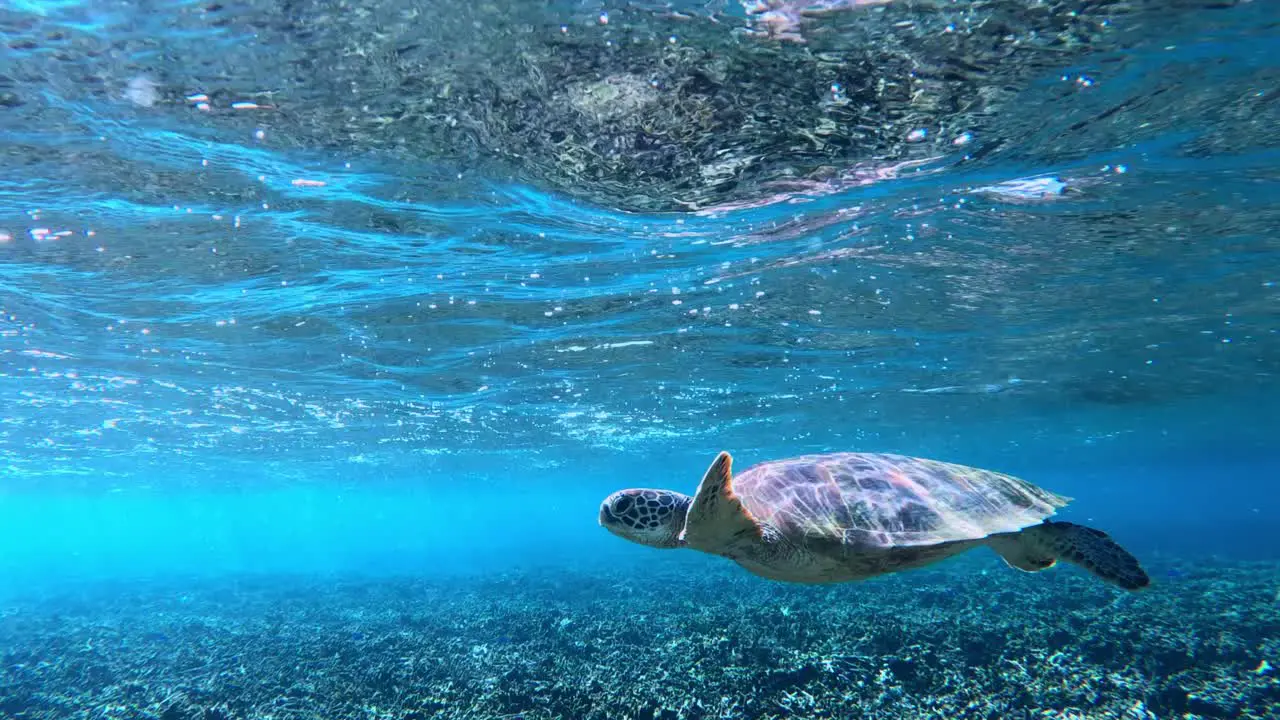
[{"x1": 1, "y1": 0, "x2": 1278, "y2": 718}]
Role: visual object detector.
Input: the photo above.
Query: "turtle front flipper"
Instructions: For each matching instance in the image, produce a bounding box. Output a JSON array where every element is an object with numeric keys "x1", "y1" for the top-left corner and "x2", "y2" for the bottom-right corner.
[
  {"x1": 680, "y1": 451, "x2": 764, "y2": 555},
  {"x1": 988, "y1": 520, "x2": 1150, "y2": 591}
]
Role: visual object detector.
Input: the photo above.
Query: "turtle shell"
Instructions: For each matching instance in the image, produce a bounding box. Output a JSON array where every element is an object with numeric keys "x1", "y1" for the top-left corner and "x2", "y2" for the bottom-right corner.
[{"x1": 732, "y1": 452, "x2": 1069, "y2": 548}]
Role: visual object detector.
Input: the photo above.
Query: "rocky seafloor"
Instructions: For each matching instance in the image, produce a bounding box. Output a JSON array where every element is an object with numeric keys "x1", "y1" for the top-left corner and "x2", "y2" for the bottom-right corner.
[{"x1": 2, "y1": 555, "x2": 1278, "y2": 720}]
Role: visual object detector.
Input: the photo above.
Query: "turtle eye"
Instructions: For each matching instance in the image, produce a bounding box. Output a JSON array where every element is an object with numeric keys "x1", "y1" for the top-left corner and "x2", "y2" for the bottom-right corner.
[{"x1": 613, "y1": 495, "x2": 634, "y2": 514}]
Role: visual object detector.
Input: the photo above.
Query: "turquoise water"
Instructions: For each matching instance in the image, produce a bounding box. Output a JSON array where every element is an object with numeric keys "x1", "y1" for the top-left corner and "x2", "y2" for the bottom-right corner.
[{"x1": 1, "y1": 1, "x2": 1278, "y2": 718}]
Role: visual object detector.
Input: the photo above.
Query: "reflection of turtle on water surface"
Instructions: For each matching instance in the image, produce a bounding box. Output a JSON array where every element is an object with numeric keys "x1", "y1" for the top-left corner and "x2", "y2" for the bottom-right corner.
[{"x1": 600, "y1": 451, "x2": 1149, "y2": 590}]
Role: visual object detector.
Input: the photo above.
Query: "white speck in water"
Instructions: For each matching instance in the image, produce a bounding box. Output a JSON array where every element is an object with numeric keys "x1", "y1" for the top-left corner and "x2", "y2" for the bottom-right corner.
[
  {"x1": 124, "y1": 76, "x2": 159, "y2": 107},
  {"x1": 906, "y1": 128, "x2": 928, "y2": 142}
]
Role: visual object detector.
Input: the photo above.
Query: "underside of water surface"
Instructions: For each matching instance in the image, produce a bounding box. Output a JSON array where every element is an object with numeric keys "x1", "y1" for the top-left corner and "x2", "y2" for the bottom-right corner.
[{"x1": 0, "y1": 0, "x2": 1278, "y2": 719}]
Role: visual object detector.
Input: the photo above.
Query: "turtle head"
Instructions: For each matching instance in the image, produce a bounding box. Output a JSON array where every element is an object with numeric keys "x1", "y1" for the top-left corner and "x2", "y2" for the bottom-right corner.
[{"x1": 598, "y1": 489, "x2": 692, "y2": 549}]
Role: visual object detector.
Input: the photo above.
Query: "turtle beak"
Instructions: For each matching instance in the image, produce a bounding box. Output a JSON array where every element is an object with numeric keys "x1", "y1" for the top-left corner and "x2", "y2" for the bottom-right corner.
[{"x1": 598, "y1": 501, "x2": 614, "y2": 527}]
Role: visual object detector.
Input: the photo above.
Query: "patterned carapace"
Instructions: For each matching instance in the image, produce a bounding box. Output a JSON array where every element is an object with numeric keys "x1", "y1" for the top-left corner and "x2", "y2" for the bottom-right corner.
[{"x1": 730, "y1": 452, "x2": 1069, "y2": 549}]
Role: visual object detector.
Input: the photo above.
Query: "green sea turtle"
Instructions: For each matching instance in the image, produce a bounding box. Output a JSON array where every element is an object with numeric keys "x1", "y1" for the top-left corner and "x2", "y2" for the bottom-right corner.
[{"x1": 599, "y1": 451, "x2": 1149, "y2": 590}]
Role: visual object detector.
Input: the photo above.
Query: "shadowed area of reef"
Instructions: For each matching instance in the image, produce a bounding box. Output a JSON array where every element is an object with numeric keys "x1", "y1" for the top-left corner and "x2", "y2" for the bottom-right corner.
[{"x1": 2, "y1": 556, "x2": 1278, "y2": 720}]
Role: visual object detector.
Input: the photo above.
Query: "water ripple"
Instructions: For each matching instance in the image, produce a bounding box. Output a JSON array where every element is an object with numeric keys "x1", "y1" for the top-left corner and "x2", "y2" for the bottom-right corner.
[{"x1": 0, "y1": 0, "x2": 1277, "y2": 487}]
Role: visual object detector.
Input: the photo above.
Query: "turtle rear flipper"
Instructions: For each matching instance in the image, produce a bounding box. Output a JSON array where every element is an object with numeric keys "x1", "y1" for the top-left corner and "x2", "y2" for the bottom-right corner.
[{"x1": 988, "y1": 521, "x2": 1150, "y2": 591}]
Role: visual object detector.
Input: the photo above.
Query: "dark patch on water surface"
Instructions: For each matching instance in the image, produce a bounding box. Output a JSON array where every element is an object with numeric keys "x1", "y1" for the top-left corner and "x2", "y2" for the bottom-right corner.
[
  {"x1": 0, "y1": 0, "x2": 1256, "y2": 211},
  {"x1": 238, "y1": 0, "x2": 1171, "y2": 211},
  {"x1": 1064, "y1": 372, "x2": 1163, "y2": 406}
]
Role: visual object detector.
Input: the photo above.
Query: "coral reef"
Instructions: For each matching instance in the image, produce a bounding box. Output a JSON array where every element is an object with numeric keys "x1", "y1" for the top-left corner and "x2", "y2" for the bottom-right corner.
[{"x1": 1, "y1": 555, "x2": 1277, "y2": 719}]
